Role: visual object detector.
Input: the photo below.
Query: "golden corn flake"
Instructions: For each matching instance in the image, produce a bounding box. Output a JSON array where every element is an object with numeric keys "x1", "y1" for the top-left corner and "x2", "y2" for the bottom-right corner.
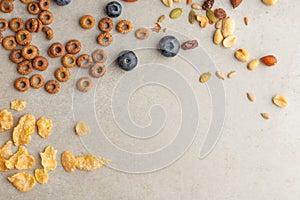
[
  {"x1": 0, "y1": 159, "x2": 8, "y2": 172},
  {"x1": 75, "y1": 154, "x2": 110, "y2": 171},
  {"x1": 5, "y1": 146, "x2": 35, "y2": 170},
  {"x1": 40, "y1": 146, "x2": 57, "y2": 171},
  {"x1": 0, "y1": 140, "x2": 13, "y2": 159},
  {"x1": 61, "y1": 151, "x2": 76, "y2": 173},
  {"x1": 0, "y1": 109, "x2": 13, "y2": 132},
  {"x1": 75, "y1": 121, "x2": 90, "y2": 136},
  {"x1": 37, "y1": 117, "x2": 53, "y2": 139},
  {"x1": 8, "y1": 172, "x2": 35, "y2": 192},
  {"x1": 12, "y1": 114, "x2": 36, "y2": 146},
  {"x1": 10, "y1": 100, "x2": 27, "y2": 111},
  {"x1": 35, "y1": 168, "x2": 49, "y2": 184}
]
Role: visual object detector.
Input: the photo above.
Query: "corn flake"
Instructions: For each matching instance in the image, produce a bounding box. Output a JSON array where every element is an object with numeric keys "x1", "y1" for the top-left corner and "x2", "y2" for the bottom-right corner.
[
  {"x1": 5, "y1": 146, "x2": 35, "y2": 170},
  {"x1": 40, "y1": 146, "x2": 57, "y2": 171},
  {"x1": 34, "y1": 168, "x2": 49, "y2": 184},
  {"x1": 12, "y1": 114, "x2": 35, "y2": 146},
  {"x1": 0, "y1": 159, "x2": 8, "y2": 172},
  {"x1": 0, "y1": 109, "x2": 13, "y2": 132},
  {"x1": 10, "y1": 100, "x2": 27, "y2": 111},
  {"x1": 75, "y1": 154, "x2": 110, "y2": 171},
  {"x1": 8, "y1": 172, "x2": 35, "y2": 192},
  {"x1": 61, "y1": 151, "x2": 76, "y2": 173},
  {"x1": 0, "y1": 140, "x2": 13, "y2": 159},
  {"x1": 75, "y1": 121, "x2": 90, "y2": 136},
  {"x1": 37, "y1": 117, "x2": 53, "y2": 139}
]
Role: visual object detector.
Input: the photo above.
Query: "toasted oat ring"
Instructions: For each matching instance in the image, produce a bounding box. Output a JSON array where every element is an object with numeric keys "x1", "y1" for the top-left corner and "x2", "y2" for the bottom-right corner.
[
  {"x1": 0, "y1": 18, "x2": 8, "y2": 32},
  {"x1": 2, "y1": 36, "x2": 17, "y2": 51},
  {"x1": 30, "y1": 74, "x2": 44, "y2": 89},
  {"x1": 97, "y1": 32, "x2": 113, "y2": 46},
  {"x1": 9, "y1": 18, "x2": 24, "y2": 32},
  {"x1": 21, "y1": 45, "x2": 39, "y2": 60},
  {"x1": 92, "y1": 49, "x2": 107, "y2": 63},
  {"x1": 66, "y1": 40, "x2": 81, "y2": 54},
  {"x1": 135, "y1": 28, "x2": 150, "y2": 40},
  {"x1": 45, "y1": 80, "x2": 60, "y2": 94},
  {"x1": 15, "y1": 77, "x2": 30, "y2": 92},
  {"x1": 27, "y1": 2, "x2": 40, "y2": 15},
  {"x1": 0, "y1": 0, "x2": 14, "y2": 13},
  {"x1": 98, "y1": 17, "x2": 113, "y2": 32},
  {"x1": 20, "y1": 0, "x2": 32, "y2": 3},
  {"x1": 39, "y1": 0, "x2": 50, "y2": 10},
  {"x1": 32, "y1": 56, "x2": 48, "y2": 71},
  {"x1": 79, "y1": 15, "x2": 95, "y2": 29},
  {"x1": 76, "y1": 54, "x2": 92, "y2": 68},
  {"x1": 35, "y1": 19, "x2": 43, "y2": 32},
  {"x1": 90, "y1": 63, "x2": 106, "y2": 78},
  {"x1": 17, "y1": 60, "x2": 33, "y2": 75},
  {"x1": 77, "y1": 77, "x2": 93, "y2": 92},
  {"x1": 48, "y1": 42, "x2": 65, "y2": 58},
  {"x1": 10, "y1": 49, "x2": 25, "y2": 64},
  {"x1": 16, "y1": 30, "x2": 32, "y2": 46},
  {"x1": 39, "y1": 10, "x2": 54, "y2": 25},
  {"x1": 25, "y1": 18, "x2": 38, "y2": 32},
  {"x1": 0, "y1": 32, "x2": 2, "y2": 43},
  {"x1": 42, "y1": 26, "x2": 54, "y2": 40},
  {"x1": 116, "y1": 20, "x2": 133, "y2": 34},
  {"x1": 62, "y1": 54, "x2": 76, "y2": 68},
  {"x1": 55, "y1": 67, "x2": 70, "y2": 82}
]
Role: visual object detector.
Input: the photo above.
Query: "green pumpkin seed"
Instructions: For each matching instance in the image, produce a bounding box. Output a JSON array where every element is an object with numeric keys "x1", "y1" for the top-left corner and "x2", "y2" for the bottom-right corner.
[
  {"x1": 188, "y1": 9, "x2": 196, "y2": 24},
  {"x1": 199, "y1": 72, "x2": 211, "y2": 83},
  {"x1": 169, "y1": 8, "x2": 183, "y2": 19},
  {"x1": 206, "y1": 9, "x2": 218, "y2": 23}
]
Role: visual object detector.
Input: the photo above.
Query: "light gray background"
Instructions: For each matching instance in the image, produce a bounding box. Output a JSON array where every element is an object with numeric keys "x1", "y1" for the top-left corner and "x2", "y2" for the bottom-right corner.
[{"x1": 0, "y1": 0, "x2": 300, "y2": 199}]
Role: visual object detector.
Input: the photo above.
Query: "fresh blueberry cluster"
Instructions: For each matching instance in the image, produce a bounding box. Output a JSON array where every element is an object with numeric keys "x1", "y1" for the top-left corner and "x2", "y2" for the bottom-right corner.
[
  {"x1": 105, "y1": 1, "x2": 122, "y2": 18},
  {"x1": 55, "y1": 0, "x2": 71, "y2": 6},
  {"x1": 117, "y1": 51, "x2": 138, "y2": 71},
  {"x1": 159, "y1": 36, "x2": 180, "y2": 57}
]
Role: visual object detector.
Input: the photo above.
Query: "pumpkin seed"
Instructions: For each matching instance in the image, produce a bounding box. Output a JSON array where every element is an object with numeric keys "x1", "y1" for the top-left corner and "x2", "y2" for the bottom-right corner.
[
  {"x1": 170, "y1": 8, "x2": 183, "y2": 19},
  {"x1": 188, "y1": 9, "x2": 196, "y2": 24},
  {"x1": 206, "y1": 9, "x2": 218, "y2": 23},
  {"x1": 199, "y1": 72, "x2": 211, "y2": 83}
]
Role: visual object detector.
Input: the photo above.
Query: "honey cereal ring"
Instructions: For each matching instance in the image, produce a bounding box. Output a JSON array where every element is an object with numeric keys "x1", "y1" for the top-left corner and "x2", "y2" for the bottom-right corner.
[
  {"x1": 30, "y1": 74, "x2": 44, "y2": 89},
  {"x1": 14, "y1": 77, "x2": 30, "y2": 92},
  {"x1": 55, "y1": 67, "x2": 70, "y2": 82},
  {"x1": 21, "y1": 45, "x2": 39, "y2": 60},
  {"x1": 135, "y1": 27, "x2": 150, "y2": 40},
  {"x1": 20, "y1": 0, "x2": 32, "y2": 3},
  {"x1": 0, "y1": 0, "x2": 14, "y2": 13},
  {"x1": 97, "y1": 32, "x2": 113, "y2": 46},
  {"x1": 0, "y1": 18, "x2": 8, "y2": 32},
  {"x1": 42, "y1": 26, "x2": 54, "y2": 40},
  {"x1": 16, "y1": 30, "x2": 32, "y2": 46},
  {"x1": 45, "y1": 80, "x2": 60, "y2": 94},
  {"x1": 32, "y1": 56, "x2": 48, "y2": 71},
  {"x1": 38, "y1": 0, "x2": 50, "y2": 10},
  {"x1": 90, "y1": 63, "x2": 106, "y2": 78},
  {"x1": 76, "y1": 54, "x2": 92, "y2": 68},
  {"x1": 76, "y1": 77, "x2": 93, "y2": 92},
  {"x1": 79, "y1": 15, "x2": 95, "y2": 29},
  {"x1": 62, "y1": 54, "x2": 76, "y2": 68},
  {"x1": 116, "y1": 20, "x2": 133, "y2": 34},
  {"x1": 38, "y1": 10, "x2": 54, "y2": 25},
  {"x1": 17, "y1": 60, "x2": 33, "y2": 75},
  {"x1": 92, "y1": 49, "x2": 107, "y2": 63},
  {"x1": 27, "y1": 2, "x2": 40, "y2": 15},
  {"x1": 2, "y1": 36, "x2": 17, "y2": 51},
  {"x1": 35, "y1": 19, "x2": 43, "y2": 32},
  {"x1": 48, "y1": 42, "x2": 65, "y2": 58},
  {"x1": 25, "y1": 18, "x2": 38, "y2": 32},
  {"x1": 9, "y1": 49, "x2": 25, "y2": 64},
  {"x1": 98, "y1": 17, "x2": 113, "y2": 32},
  {"x1": 66, "y1": 40, "x2": 81, "y2": 54},
  {"x1": 0, "y1": 32, "x2": 2, "y2": 43},
  {"x1": 9, "y1": 18, "x2": 24, "y2": 32}
]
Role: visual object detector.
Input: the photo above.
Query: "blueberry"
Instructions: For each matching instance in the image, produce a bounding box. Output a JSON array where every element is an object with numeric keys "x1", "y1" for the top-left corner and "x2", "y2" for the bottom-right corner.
[
  {"x1": 105, "y1": 1, "x2": 122, "y2": 18},
  {"x1": 117, "y1": 50, "x2": 138, "y2": 71},
  {"x1": 55, "y1": 0, "x2": 71, "y2": 6},
  {"x1": 159, "y1": 35, "x2": 180, "y2": 57}
]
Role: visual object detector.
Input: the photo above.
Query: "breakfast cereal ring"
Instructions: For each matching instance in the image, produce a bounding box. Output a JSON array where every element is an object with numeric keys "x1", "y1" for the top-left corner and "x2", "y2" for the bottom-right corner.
[
  {"x1": 42, "y1": 26, "x2": 54, "y2": 40},
  {"x1": 97, "y1": 32, "x2": 113, "y2": 46},
  {"x1": 32, "y1": 56, "x2": 48, "y2": 71},
  {"x1": 16, "y1": 30, "x2": 32, "y2": 46},
  {"x1": 116, "y1": 20, "x2": 133, "y2": 34},
  {"x1": 30, "y1": 74, "x2": 44, "y2": 89},
  {"x1": 0, "y1": 32, "x2": 2, "y2": 43},
  {"x1": 79, "y1": 15, "x2": 95, "y2": 29},
  {"x1": 48, "y1": 42, "x2": 65, "y2": 58},
  {"x1": 0, "y1": 0, "x2": 14, "y2": 13},
  {"x1": 90, "y1": 63, "x2": 106, "y2": 78},
  {"x1": 98, "y1": 17, "x2": 113, "y2": 32},
  {"x1": 62, "y1": 54, "x2": 76, "y2": 68},
  {"x1": 39, "y1": 0, "x2": 50, "y2": 10},
  {"x1": 45, "y1": 80, "x2": 60, "y2": 94},
  {"x1": 0, "y1": 18, "x2": 8, "y2": 32},
  {"x1": 17, "y1": 60, "x2": 33, "y2": 75},
  {"x1": 135, "y1": 27, "x2": 150, "y2": 40},
  {"x1": 25, "y1": 18, "x2": 38, "y2": 32},
  {"x1": 2, "y1": 36, "x2": 17, "y2": 51},
  {"x1": 38, "y1": 10, "x2": 54, "y2": 25},
  {"x1": 27, "y1": 2, "x2": 40, "y2": 15},
  {"x1": 35, "y1": 19, "x2": 43, "y2": 32},
  {"x1": 14, "y1": 77, "x2": 30, "y2": 92},
  {"x1": 20, "y1": 0, "x2": 32, "y2": 3},
  {"x1": 9, "y1": 18, "x2": 24, "y2": 32},
  {"x1": 55, "y1": 67, "x2": 70, "y2": 82},
  {"x1": 76, "y1": 54, "x2": 92, "y2": 68},
  {"x1": 66, "y1": 40, "x2": 81, "y2": 54},
  {"x1": 92, "y1": 49, "x2": 107, "y2": 63},
  {"x1": 9, "y1": 49, "x2": 24, "y2": 64},
  {"x1": 76, "y1": 77, "x2": 93, "y2": 92},
  {"x1": 21, "y1": 45, "x2": 39, "y2": 60}
]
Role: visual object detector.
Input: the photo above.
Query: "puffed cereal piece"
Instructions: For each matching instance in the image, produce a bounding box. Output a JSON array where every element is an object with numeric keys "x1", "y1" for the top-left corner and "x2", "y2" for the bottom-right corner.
[
  {"x1": 35, "y1": 168, "x2": 49, "y2": 184},
  {"x1": 40, "y1": 146, "x2": 57, "y2": 171},
  {"x1": 12, "y1": 114, "x2": 35, "y2": 146},
  {"x1": 0, "y1": 109, "x2": 13, "y2": 132},
  {"x1": 75, "y1": 121, "x2": 90, "y2": 136},
  {"x1": 37, "y1": 117, "x2": 53, "y2": 138},
  {"x1": 8, "y1": 172, "x2": 35, "y2": 192},
  {"x1": 61, "y1": 151, "x2": 76, "y2": 173},
  {"x1": 75, "y1": 154, "x2": 110, "y2": 171},
  {"x1": 10, "y1": 100, "x2": 27, "y2": 111}
]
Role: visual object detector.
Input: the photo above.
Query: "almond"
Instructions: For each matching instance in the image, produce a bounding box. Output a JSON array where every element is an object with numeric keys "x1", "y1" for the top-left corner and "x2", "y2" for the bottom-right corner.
[
  {"x1": 260, "y1": 55, "x2": 277, "y2": 66},
  {"x1": 231, "y1": 0, "x2": 243, "y2": 8}
]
